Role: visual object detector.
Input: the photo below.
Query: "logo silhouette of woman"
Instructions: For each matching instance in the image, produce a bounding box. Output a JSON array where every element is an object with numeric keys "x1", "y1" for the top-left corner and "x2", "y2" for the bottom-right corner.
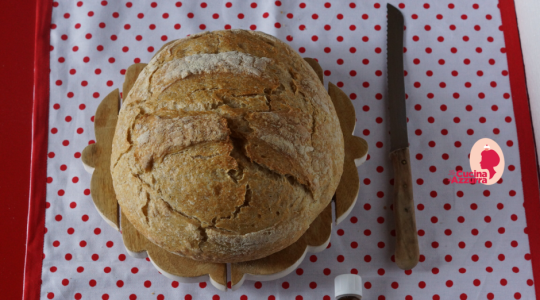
[{"x1": 480, "y1": 145, "x2": 501, "y2": 179}]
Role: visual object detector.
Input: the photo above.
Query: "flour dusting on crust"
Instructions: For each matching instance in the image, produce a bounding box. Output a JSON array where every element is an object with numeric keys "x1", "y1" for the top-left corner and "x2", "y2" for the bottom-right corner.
[
  {"x1": 162, "y1": 51, "x2": 271, "y2": 80},
  {"x1": 110, "y1": 30, "x2": 344, "y2": 263}
]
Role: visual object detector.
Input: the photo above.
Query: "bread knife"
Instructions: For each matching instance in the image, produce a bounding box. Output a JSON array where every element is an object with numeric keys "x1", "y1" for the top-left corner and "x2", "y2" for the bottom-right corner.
[{"x1": 387, "y1": 3, "x2": 419, "y2": 270}]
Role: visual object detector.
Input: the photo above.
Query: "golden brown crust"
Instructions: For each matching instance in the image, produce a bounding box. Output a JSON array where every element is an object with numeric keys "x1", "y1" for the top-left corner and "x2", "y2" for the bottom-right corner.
[{"x1": 111, "y1": 29, "x2": 344, "y2": 263}]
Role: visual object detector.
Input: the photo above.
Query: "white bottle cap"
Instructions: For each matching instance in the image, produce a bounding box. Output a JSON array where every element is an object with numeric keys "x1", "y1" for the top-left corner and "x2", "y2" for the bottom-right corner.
[{"x1": 335, "y1": 274, "x2": 363, "y2": 299}]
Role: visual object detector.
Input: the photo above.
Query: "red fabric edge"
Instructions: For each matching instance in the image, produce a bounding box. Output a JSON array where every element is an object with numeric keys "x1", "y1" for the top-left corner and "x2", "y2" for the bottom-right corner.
[
  {"x1": 500, "y1": 0, "x2": 540, "y2": 297},
  {"x1": 18, "y1": 0, "x2": 540, "y2": 298},
  {"x1": 23, "y1": 0, "x2": 52, "y2": 299}
]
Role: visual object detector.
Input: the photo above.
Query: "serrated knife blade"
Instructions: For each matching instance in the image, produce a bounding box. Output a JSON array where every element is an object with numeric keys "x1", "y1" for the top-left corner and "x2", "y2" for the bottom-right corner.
[
  {"x1": 387, "y1": 4, "x2": 408, "y2": 151},
  {"x1": 387, "y1": 3, "x2": 419, "y2": 271}
]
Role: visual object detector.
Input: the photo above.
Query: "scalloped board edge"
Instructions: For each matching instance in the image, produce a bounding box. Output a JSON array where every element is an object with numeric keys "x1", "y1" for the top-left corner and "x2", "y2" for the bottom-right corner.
[
  {"x1": 150, "y1": 256, "x2": 227, "y2": 291},
  {"x1": 335, "y1": 150, "x2": 368, "y2": 225},
  {"x1": 95, "y1": 203, "x2": 119, "y2": 230},
  {"x1": 336, "y1": 188, "x2": 360, "y2": 225},
  {"x1": 81, "y1": 57, "x2": 368, "y2": 291},
  {"x1": 355, "y1": 152, "x2": 368, "y2": 167},
  {"x1": 82, "y1": 110, "x2": 361, "y2": 289},
  {"x1": 81, "y1": 161, "x2": 119, "y2": 231},
  {"x1": 230, "y1": 224, "x2": 332, "y2": 291},
  {"x1": 82, "y1": 158, "x2": 119, "y2": 230},
  {"x1": 352, "y1": 116, "x2": 368, "y2": 167},
  {"x1": 120, "y1": 229, "x2": 331, "y2": 291},
  {"x1": 124, "y1": 243, "x2": 148, "y2": 259},
  {"x1": 82, "y1": 162, "x2": 95, "y2": 174}
]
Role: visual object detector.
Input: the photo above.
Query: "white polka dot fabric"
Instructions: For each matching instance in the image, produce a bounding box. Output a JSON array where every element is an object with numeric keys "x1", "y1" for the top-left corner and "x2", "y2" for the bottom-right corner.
[{"x1": 43, "y1": 1, "x2": 535, "y2": 299}]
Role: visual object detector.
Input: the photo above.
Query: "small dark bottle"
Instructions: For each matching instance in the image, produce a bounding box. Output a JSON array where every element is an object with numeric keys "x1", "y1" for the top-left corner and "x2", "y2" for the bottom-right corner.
[{"x1": 335, "y1": 274, "x2": 362, "y2": 300}]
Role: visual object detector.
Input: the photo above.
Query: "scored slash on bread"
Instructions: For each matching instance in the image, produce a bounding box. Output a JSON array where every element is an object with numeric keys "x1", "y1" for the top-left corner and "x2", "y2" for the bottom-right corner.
[
  {"x1": 112, "y1": 30, "x2": 347, "y2": 265},
  {"x1": 82, "y1": 56, "x2": 367, "y2": 290}
]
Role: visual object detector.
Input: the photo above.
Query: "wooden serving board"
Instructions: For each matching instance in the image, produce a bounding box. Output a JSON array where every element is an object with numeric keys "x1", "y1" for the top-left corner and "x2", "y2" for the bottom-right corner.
[{"x1": 82, "y1": 58, "x2": 368, "y2": 291}]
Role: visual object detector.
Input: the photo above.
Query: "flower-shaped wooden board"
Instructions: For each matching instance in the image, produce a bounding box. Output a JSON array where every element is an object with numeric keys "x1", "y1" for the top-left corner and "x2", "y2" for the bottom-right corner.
[{"x1": 82, "y1": 58, "x2": 368, "y2": 291}]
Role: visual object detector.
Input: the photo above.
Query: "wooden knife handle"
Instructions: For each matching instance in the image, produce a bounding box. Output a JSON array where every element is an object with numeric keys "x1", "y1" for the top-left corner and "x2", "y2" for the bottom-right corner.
[{"x1": 390, "y1": 147, "x2": 419, "y2": 270}]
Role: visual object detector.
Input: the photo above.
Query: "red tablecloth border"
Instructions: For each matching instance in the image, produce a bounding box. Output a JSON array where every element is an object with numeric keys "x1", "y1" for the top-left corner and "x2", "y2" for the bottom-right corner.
[
  {"x1": 22, "y1": 0, "x2": 540, "y2": 298},
  {"x1": 23, "y1": 0, "x2": 51, "y2": 299},
  {"x1": 500, "y1": 0, "x2": 540, "y2": 296}
]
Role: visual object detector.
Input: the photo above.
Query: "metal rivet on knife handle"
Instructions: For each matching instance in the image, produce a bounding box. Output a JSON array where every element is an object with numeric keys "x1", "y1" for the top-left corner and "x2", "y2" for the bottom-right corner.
[{"x1": 390, "y1": 147, "x2": 419, "y2": 270}]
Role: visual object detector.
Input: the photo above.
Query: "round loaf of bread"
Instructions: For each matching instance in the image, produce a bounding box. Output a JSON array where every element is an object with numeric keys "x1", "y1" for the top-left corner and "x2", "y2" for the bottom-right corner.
[{"x1": 111, "y1": 29, "x2": 344, "y2": 263}]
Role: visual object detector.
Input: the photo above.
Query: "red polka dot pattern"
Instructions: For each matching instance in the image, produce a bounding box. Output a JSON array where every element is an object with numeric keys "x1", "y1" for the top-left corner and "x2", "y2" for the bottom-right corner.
[{"x1": 42, "y1": 0, "x2": 534, "y2": 299}]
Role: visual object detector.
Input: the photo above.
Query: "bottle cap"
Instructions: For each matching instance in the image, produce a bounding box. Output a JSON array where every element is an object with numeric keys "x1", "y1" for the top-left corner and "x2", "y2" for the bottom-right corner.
[{"x1": 335, "y1": 274, "x2": 362, "y2": 299}]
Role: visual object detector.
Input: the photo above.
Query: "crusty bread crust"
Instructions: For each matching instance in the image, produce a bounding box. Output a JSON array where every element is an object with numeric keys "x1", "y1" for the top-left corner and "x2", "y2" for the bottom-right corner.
[{"x1": 111, "y1": 30, "x2": 344, "y2": 263}]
